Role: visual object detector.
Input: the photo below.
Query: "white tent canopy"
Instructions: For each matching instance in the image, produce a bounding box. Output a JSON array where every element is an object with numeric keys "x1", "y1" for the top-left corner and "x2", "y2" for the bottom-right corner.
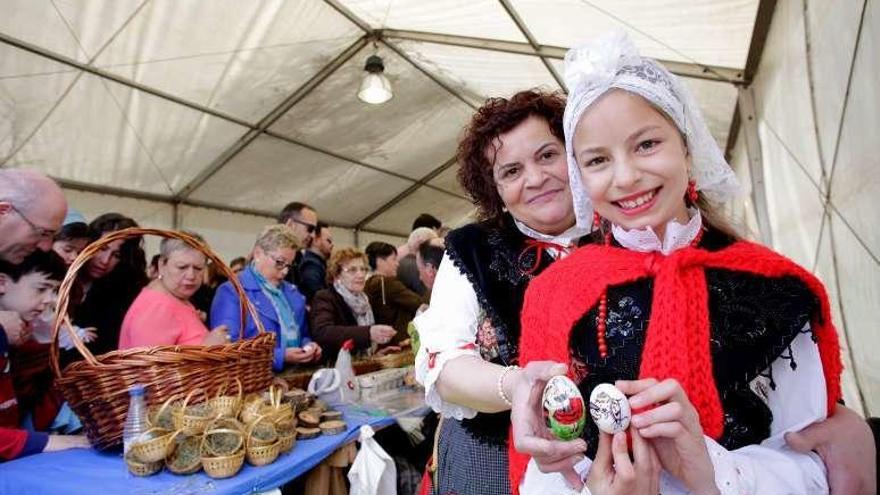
[{"x1": 1, "y1": 1, "x2": 878, "y2": 414}]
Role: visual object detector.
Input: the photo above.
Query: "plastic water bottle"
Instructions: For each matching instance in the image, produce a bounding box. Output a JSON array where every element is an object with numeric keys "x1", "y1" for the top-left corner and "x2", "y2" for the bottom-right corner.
[{"x1": 122, "y1": 384, "x2": 147, "y2": 455}]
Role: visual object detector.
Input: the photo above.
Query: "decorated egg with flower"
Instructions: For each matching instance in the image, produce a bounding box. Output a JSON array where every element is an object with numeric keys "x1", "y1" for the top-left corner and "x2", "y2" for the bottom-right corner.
[{"x1": 542, "y1": 375, "x2": 587, "y2": 441}]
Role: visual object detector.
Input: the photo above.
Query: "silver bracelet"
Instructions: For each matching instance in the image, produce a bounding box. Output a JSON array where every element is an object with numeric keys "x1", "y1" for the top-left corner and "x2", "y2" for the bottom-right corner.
[{"x1": 497, "y1": 365, "x2": 521, "y2": 407}]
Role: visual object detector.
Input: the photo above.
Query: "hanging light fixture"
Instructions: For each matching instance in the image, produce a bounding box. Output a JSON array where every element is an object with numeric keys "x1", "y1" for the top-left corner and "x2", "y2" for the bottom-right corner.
[{"x1": 357, "y1": 54, "x2": 393, "y2": 104}]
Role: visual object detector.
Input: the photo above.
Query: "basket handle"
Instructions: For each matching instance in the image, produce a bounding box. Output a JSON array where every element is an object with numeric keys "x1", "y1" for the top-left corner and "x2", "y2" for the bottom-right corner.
[
  {"x1": 49, "y1": 227, "x2": 268, "y2": 378},
  {"x1": 245, "y1": 414, "x2": 273, "y2": 449}
]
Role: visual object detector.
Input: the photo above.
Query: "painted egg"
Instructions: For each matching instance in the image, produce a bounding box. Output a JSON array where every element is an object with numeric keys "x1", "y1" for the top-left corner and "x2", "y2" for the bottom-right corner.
[
  {"x1": 588, "y1": 383, "x2": 631, "y2": 434},
  {"x1": 542, "y1": 375, "x2": 586, "y2": 441}
]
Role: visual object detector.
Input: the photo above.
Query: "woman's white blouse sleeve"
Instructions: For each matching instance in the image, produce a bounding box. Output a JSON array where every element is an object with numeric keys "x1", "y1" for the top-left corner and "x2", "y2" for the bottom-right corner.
[{"x1": 414, "y1": 253, "x2": 483, "y2": 420}]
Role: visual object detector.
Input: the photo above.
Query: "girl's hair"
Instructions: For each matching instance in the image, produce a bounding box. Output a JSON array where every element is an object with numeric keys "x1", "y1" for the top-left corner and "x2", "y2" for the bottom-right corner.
[
  {"x1": 364, "y1": 242, "x2": 396, "y2": 270},
  {"x1": 457, "y1": 90, "x2": 567, "y2": 224},
  {"x1": 326, "y1": 248, "x2": 367, "y2": 283},
  {"x1": 88, "y1": 213, "x2": 147, "y2": 282},
  {"x1": 54, "y1": 222, "x2": 92, "y2": 242}
]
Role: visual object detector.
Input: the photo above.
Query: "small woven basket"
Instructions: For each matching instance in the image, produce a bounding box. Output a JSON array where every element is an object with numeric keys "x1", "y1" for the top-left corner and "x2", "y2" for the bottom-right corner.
[
  {"x1": 200, "y1": 428, "x2": 245, "y2": 479},
  {"x1": 201, "y1": 448, "x2": 245, "y2": 479},
  {"x1": 246, "y1": 415, "x2": 280, "y2": 466},
  {"x1": 126, "y1": 453, "x2": 163, "y2": 477},
  {"x1": 210, "y1": 378, "x2": 243, "y2": 418},
  {"x1": 203, "y1": 422, "x2": 244, "y2": 458},
  {"x1": 49, "y1": 228, "x2": 275, "y2": 449},
  {"x1": 275, "y1": 417, "x2": 297, "y2": 454},
  {"x1": 173, "y1": 388, "x2": 215, "y2": 436},
  {"x1": 147, "y1": 396, "x2": 179, "y2": 430},
  {"x1": 129, "y1": 427, "x2": 174, "y2": 463},
  {"x1": 247, "y1": 414, "x2": 278, "y2": 448},
  {"x1": 166, "y1": 432, "x2": 202, "y2": 475}
]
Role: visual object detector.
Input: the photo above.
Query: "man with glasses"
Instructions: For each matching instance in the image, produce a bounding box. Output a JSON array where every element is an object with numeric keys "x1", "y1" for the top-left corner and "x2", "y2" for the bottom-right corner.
[
  {"x1": 0, "y1": 169, "x2": 67, "y2": 265},
  {"x1": 277, "y1": 201, "x2": 318, "y2": 250},
  {"x1": 0, "y1": 169, "x2": 90, "y2": 461},
  {"x1": 277, "y1": 201, "x2": 318, "y2": 287}
]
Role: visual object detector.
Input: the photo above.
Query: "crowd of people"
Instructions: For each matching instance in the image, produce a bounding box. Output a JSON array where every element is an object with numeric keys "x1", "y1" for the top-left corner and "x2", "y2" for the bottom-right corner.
[
  {"x1": 0, "y1": 171, "x2": 444, "y2": 465},
  {"x1": 0, "y1": 31, "x2": 876, "y2": 495}
]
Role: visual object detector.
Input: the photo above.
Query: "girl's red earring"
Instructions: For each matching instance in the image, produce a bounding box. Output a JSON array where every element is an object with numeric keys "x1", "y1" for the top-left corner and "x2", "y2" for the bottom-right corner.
[
  {"x1": 687, "y1": 179, "x2": 698, "y2": 204},
  {"x1": 592, "y1": 211, "x2": 601, "y2": 229}
]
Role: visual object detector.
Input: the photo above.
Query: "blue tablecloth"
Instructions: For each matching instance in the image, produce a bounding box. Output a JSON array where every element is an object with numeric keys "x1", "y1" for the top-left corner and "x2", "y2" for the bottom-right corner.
[{"x1": 0, "y1": 405, "x2": 396, "y2": 495}]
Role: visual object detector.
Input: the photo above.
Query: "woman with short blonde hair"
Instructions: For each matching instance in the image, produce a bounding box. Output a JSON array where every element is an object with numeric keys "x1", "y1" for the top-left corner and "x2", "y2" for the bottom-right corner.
[{"x1": 211, "y1": 224, "x2": 322, "y2": 370}]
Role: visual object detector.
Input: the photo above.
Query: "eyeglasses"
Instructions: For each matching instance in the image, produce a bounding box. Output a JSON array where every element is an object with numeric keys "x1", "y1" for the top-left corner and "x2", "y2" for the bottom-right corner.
[
  {"x1": 341, "y1": 266, "x2": 369, "y2": 275},
  {"x1": 290, "y1": 217, "x2": 316, "y2": 234},
  {"x1": 269, "y1": 255, "x2": 295, "y2": 271},
  {"x1": 9, "y1": 204, "x2": 57, "y2": 240}
]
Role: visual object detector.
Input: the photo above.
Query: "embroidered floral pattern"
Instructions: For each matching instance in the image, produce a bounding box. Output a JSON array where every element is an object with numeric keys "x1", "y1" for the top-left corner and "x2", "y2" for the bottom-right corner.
[{"x1": 476, "y1": 314, "x2": 500, "y2": 361}]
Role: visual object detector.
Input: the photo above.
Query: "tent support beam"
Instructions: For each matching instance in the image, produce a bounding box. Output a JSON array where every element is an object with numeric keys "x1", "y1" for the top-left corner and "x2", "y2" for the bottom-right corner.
[
  {"x1": 743, "y1": 0, "x2": 778, "y2": 82},
  {"x1": 0, "y1": 31, "x2": 464, "y2": 201},
  {"x1": 355, "y1": 156, "x2": 458, "y2": 229},
  {"x1": 737, "y1": 87, "x2": 772, "y2": 246},
  {"x1": 378, "y1": 29, "x2": 745, "y2": 85},
  {"x1": 173, "y1": 35, "x2": 369, "y2": 202},
  {"x1": 379, "y1": 40, "x2": 477, "y2": 109},
  {"x1": 58, "y1": 177, "x2": 408, "y2": 238},
  {"x1": 497, "y1": 0, "x2": 567, "y2": 90}
]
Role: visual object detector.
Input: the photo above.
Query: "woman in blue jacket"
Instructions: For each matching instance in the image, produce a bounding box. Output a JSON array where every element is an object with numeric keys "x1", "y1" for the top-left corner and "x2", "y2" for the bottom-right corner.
[{"x1": 211, "y1": 224, "x2": 322, "y2": 371}]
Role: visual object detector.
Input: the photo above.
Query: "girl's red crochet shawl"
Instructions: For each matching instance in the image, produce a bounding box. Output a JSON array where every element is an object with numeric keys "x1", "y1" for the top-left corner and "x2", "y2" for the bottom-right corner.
[{"x1": 508, "y1": 240, "x2": 843, "y2": 493}]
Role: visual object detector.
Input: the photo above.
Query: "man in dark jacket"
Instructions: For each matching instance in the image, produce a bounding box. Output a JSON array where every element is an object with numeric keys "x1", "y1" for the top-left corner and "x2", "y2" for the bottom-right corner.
[{"x1": 297, "y1": 222, "x2": 332, "y2": 302}]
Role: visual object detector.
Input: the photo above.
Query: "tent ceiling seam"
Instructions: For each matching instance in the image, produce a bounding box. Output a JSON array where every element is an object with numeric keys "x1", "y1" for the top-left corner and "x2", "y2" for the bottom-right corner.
[
  {"x1": 821, "y1": 0, "x2": 868, "y2": 202},
  {"x1": 0, "y1": 32, "x2": 466, "y2": 201},
  {"x1": 762, "y1": 120, "x2": 880, "y2": 268},
  {"x1": 825, "y1": 208, "x2": 868, "y2": 416},
  {"x1": 379, "y1": 37, "x2": 477, "y2": 109},
  {"x1": 497, "y1": 0, "x2": 567, "y2": 91},
  {"x1": 321, "y1": 0, "x2": 480, "y2": 108},
  {"x1": 174, "y1": 35, "x2": 369, "y2": 201},
  {"x1": 0, "y1": 1, "x2": 149, "y2": 167},
  {"x1": 577, "y1": 0, "x2": 744, "y2": 85},
  {"x1": 380, "y1": 29, "x2": 744, "y2": 84},
  {"x1": 97, "y1": 76, "x2": 176, "y2": 195}
]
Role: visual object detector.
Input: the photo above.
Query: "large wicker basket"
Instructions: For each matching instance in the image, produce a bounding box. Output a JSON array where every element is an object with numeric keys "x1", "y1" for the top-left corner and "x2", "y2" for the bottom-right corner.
[{"x1": 49, "y1": 228, "x2": 275, "y2": 449}]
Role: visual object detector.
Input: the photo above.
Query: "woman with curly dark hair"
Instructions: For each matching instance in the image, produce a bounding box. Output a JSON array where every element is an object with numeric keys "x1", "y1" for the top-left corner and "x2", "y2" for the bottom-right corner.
[{"x1": 413, "y1": 90, "x2": 588, "y2": 495}]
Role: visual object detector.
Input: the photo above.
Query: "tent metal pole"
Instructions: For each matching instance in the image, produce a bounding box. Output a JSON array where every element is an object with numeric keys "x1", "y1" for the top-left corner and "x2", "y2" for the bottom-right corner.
[
  {"x1": 322, "y1": 0, "x2": 373, "y2": 33},
  {"x1": 743, "y1": 0, "x2": 778, "y2": 83},
  {"x1": 379, "y1": 29, "x2": 745, "y2": 85},
  {"x1": 0, "y1": 32, "x2": 464, "y2": 202},
  {"x1": 737, "y1": 87, "x2": 772, "y2": 246},
  {"x1": 378, "y1": 39, "x2": 477, "y2": 109},
  {"x1": 174, "y1": 35, "x2": 369, "y2": 202},
  {"x1": 497, "y1": 0, "x2": 567, "y2": 90},
  {"x1": 354, "y1": 156, "x2": 459, "y2": 229}
]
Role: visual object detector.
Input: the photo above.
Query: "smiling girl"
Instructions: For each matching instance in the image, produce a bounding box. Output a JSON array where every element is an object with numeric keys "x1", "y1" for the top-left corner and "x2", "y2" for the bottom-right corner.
[{"x1": 511, "y1": 32, "x2": 843, "y2": 494}]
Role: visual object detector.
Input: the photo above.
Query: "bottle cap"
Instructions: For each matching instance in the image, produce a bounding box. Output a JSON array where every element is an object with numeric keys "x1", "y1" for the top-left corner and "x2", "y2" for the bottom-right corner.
[{"x1": 129, "y1": 384, "x2": 145, "y2": 397}]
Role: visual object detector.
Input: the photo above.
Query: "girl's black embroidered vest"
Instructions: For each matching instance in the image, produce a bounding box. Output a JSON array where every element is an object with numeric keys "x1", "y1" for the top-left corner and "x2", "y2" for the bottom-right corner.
[{"x1": 569, "y1": 228, "x2": 819, "y2": 458}]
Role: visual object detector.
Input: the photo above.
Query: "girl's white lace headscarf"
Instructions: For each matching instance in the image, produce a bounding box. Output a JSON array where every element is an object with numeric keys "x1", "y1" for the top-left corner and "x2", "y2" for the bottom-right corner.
[{"x1": 562, "y1": 31, "x2": 741, "y2": 231}]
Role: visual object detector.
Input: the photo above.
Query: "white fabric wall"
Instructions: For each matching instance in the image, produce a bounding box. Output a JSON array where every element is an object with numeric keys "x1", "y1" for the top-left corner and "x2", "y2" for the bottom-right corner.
[{"x1": 731, "y1": 0, "x2": 879, "y2": 415}]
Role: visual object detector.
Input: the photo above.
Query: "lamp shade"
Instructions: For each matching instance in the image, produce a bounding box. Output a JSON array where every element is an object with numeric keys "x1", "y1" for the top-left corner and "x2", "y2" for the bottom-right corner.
[{"x1": 357, "y1": 54, "x2": 393, "y2": 104}]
